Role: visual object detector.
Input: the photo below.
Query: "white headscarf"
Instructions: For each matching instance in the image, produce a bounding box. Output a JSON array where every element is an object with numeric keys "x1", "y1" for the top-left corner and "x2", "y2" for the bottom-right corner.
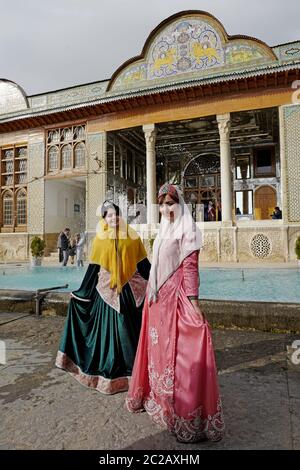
[{"x1": 148, "y1": 184, "x2": 202, "y2": 304}]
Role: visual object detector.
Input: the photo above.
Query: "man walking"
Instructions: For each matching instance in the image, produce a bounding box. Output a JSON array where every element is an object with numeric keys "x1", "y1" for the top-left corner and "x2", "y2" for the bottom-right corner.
[{"x1": 57, "y1": 228, "x2": 71, "y2": 266}]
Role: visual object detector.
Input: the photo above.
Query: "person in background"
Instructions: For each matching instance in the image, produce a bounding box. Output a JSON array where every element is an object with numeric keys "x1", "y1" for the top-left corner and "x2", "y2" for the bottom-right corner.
[
  {"x1": 57, "y1": 231, "x2": 63, "y2": 263},
  {"x1": 68, "y1": 237, "x2": 77, "y2": 265},
  {"x1": 271, "y1": 207, "x2": 282, "y2": 220},
  {"x1": 75, "y1": 232, "x2": 86, "y2": 267},
  {"x1": 208, "y1": 200, "x2": 216, "y2": 221},
  {"x1": 58, "y1": 228, "x2": 70, "y2": 266}
]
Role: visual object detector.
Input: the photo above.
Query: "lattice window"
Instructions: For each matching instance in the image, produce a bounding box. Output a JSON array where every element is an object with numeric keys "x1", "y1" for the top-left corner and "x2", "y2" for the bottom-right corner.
[
  {"x1": 74, "y1": 142, "x2": 86, "y2": 167},
  {"x1": 3, "y1": 149, "x2": 14, "y2": 159},
  {"x1": 19, "y1": 159, "x2": 27, "y2": 172},
  {"x1": 47, "y1": 130, "x2": 60, "y2": 144},
  {"x1": 61, "y1": 128, "x2": 73, "y2": 142},
  {"x1": 5, "y1": 161, "x2": 13, "y2": 173},
  {"x1": 74, "y1": 126, "x2": 85, "y2": 140},
  {"x1": 0, "y1": 145, "x2": 27, "y2": 231},
  {"x1": 4, "y1": 175, "x2": 13, "y2": 185},
  {"x1": 62, "y1": 145, "x2": 72, "y2": 168},
  {"x1": 250, "y1": 234, "x2": 271, "y2": 258},
  {"x1": 16, "y1": 189, "x2": 27, "y2": 225},
  {"x1": 18, "y1": 148, "x2": 27, "y2": 158},
  {"x1": 48, "y1": 146, "x2": 59, "y2": 170},
  {"x1": 3, "y1": 191, "x2": 13, "y2": 225},
  {"x1": 17, "y1": 173, "x2": 27, "y2": 184},
  {"x1": 46, "y1": 125, "x2": 86, "y2": 174}
]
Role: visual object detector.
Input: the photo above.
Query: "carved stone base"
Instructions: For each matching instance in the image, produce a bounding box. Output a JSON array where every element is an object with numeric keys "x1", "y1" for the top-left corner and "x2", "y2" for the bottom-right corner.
[{"x1": 0, "y1": 234, "x2": 29, "y2": 262}]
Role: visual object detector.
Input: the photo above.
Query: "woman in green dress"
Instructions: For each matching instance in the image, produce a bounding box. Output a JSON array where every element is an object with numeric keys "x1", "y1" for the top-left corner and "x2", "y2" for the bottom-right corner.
[{"x1": 55, "y1": 201, "x2": 151, "y2": 394}]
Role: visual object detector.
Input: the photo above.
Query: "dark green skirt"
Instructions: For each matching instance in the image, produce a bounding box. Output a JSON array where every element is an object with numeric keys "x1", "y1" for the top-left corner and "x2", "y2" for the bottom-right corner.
[{"x1": 55, "y1": 264, "x2": 144, "y2": 394}]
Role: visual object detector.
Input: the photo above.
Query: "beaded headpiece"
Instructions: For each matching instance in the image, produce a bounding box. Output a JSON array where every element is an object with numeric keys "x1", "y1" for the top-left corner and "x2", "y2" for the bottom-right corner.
[
  {"x1": 100, "y1": 200, "x2": 120, "y2": 217},
  {"x1": 158, "y1": 183, "x2": 178, "y2": 199}
]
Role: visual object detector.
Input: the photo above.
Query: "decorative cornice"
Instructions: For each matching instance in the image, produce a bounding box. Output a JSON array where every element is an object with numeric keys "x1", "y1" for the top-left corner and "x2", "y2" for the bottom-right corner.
[{"x1": 0, "y1": 61, "x2": 299, "y2": 126}]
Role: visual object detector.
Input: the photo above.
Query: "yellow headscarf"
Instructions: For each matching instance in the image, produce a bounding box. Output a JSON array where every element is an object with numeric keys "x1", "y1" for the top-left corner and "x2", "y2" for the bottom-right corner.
[{"x1": 90, "y1": 217, "x2": 147, "y2": 294}]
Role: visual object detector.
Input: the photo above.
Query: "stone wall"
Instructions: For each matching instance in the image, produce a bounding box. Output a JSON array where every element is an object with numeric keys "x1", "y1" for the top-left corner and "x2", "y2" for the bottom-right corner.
[
  {"x1": 0, "y1": 233, "x2": 29, "y2": 262},
  {"x1": 1, "y1": 223, "x2": 299, "y2": 263}
]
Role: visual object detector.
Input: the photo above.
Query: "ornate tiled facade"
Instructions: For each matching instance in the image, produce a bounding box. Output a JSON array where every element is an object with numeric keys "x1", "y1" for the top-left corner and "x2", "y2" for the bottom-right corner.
[
  {"x1": 112, "y1": 14, "x2": 275, "y2": 91},
  {"x1": 29, "y1": 82, "x2": 107, "y2": 111},
  {"x1": 288, "y1": 226, "x2": 300, "y2": 261},
  {"x1": 86, "y1": 130, "x2": 107, "y2": 232},
  {"x1": 220, "y1": 228, "x2": 236, "y2": 262},
  {"x1": 27, "y1": 138, "x2": 45, "y2": 235},
  {"x1": 282, "y1": 105, "x2": 300, "y2": 223},
  {"x1": 237, "y1": 226, "x2": 286, "y2": 262},
  {"x1": 0, "y1": 81, "x2": 28, "y2": 115},
  {"x1": 273, "y1": 41, "x2": 300, "y2": 62},
  {"x1": 199, "y1": 230, "x2": 219, "y2": 263},
  {"x1": 0, "y1": 11, "x2": 300, "y2": 263}
]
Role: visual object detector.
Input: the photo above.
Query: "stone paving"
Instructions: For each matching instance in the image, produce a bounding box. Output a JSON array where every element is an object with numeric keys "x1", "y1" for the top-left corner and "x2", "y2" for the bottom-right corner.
[{"x1": 0, "y1": 311, "x2": 299, "y2": 450}]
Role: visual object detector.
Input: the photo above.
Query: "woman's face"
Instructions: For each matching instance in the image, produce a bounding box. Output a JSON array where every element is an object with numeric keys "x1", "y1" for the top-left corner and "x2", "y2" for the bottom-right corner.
[
  {"x1": 159, "y1": 194, "x2": 178, "y2": 221},
  {"x1": 105, "y1": 208, "x2": 119, "y2": 228}
]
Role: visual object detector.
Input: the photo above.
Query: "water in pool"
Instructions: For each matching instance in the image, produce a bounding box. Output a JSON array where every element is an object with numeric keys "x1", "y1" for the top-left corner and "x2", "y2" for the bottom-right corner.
[{"x1": 0, "y1": 265, "x2": 299, "y2": 303}]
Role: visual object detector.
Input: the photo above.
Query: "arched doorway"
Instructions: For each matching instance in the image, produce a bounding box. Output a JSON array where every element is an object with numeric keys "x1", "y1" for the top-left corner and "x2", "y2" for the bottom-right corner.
[
  {"x1": 254, "y1": 186, "x2": 277, "y2": 220},
  {"x1": 184, "y1": 154, "x2": 221, "y2": 221}
]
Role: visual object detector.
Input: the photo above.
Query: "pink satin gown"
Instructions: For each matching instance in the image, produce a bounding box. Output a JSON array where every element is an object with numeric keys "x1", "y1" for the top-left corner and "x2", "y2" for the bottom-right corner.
[{"x1": 126, "y1": 250, "x2": 225, "y2": 442}]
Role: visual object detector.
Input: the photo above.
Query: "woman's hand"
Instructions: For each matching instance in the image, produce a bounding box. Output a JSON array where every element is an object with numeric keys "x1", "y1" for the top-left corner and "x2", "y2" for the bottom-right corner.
[{"x1": 189, "y1": 298, "x2": 205, "y2": 322}]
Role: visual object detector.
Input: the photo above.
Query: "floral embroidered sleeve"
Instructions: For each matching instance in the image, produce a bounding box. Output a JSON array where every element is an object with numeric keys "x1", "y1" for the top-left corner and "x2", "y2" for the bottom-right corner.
[{"x1": 182, "y1": 250, "x2": 199, "y2": 298}]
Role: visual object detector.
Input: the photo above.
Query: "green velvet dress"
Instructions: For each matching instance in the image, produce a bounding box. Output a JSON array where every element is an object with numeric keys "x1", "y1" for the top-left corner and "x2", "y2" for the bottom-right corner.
[{"x1": 55, "y1": 259, "x2": 150, "y2": 394}]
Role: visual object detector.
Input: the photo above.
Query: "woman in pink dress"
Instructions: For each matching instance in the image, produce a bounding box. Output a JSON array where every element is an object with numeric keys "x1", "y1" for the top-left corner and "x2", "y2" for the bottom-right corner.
[{"x1": 126, "y1": 183, "x2": 225, "y2": 443}]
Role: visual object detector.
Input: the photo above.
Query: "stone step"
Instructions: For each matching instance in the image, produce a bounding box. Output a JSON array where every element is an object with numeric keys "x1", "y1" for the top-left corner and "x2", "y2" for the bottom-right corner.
[{"x1": 43, "y1": 257, "x2": 58, "y2": 264}]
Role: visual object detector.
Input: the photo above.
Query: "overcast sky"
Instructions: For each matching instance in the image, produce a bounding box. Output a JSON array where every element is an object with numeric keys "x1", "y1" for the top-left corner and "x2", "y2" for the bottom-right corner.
[{"x1": 0, "y1": 0, "x2": 299, "y2": 96}]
